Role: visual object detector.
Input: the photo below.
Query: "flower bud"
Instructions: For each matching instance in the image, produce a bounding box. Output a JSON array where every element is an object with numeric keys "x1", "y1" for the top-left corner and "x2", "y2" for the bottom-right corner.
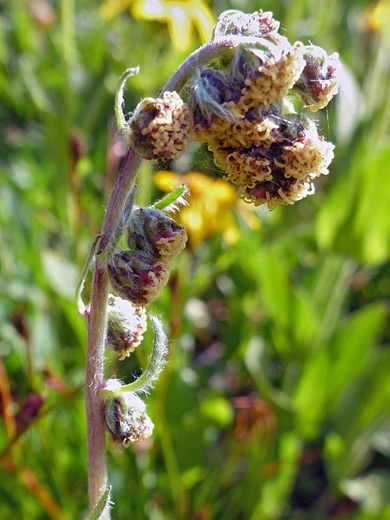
[
  {"x1": 129, "y1": 91, "x2": 194, "y2": 160},
  {"x1": 108, "y1": 251, "x2": 172, "y2": 306},
  {"x1": 106, "y1": 295, "x2": 147, "y2": 360},
  {"x1": 294, "y1": 45, "x2": 340, "y2": 112},
  {"x1": 102, "y1": 381, "x2": 154, "y2": 447},
  {"x1": 127, "y1": 208, "x2": 187, "y2": 262}
]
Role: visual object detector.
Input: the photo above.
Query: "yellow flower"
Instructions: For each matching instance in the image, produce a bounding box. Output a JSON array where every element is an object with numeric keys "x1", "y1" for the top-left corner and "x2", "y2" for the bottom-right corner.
[
  {"x1": 99, "y1": 0, "x2": 215, "y2": 52},
  {"x1": 154, "y1": 171, "x2": 261, "y2": 247},
  {"x1": 361, "y1": 0, "x2": 390, "y2": 37}
]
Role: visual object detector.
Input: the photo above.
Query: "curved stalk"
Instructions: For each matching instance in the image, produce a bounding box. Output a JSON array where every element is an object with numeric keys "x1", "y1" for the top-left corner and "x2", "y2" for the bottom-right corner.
[{"x1": 162, "y1": 35, "x2": 263, "y2": 93}]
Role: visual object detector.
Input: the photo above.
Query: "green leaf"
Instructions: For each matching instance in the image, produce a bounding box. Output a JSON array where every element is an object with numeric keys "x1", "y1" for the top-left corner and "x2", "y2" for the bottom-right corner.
[
  {"x1": 293, "y1": 348, "x2": 329, "y2": 439},
  {"x1": 327, "y1": 303, "x2": 388, "y2": 406},
  {"x1": 199, "y1": 395, "x2": 233, "y2": 426},
  {"x1": 290, "y1": 286, "x2": 319, "y2": 348},
  {"x1": 312, "y1": 257, "x2": 355, "y2": 349},
  {"x1": 87, "y1": 486, "x2": 111, "y2": 520},
  {"x1": 250, "y1": 432, "x2": 302, "y2": 520},
  {"x1": 255, "y1": 248, "x2": 290, "y2": 330},
  {"x1": 244, "y1": 335, "x2": 291, "y2": 410},
  {"x1": 315, "y1": 172, "x2": 355, "y2": 251},
  {"x1": 352, "y1": 147, "x2": 390, "y2": 265}
]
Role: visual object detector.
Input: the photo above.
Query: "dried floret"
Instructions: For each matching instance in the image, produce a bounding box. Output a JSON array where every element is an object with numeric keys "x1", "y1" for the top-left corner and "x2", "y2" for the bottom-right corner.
[
  {"x1": 241, "y1": 175, "x2": 315, "y2": 210},
  {"x1": 212, "y1": 9, "x2": 280, "y2": 41}
]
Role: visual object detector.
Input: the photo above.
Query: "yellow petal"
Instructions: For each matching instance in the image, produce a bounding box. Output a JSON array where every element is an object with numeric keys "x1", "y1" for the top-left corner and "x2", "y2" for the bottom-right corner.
[
  {"x1": 154, "y1": 170, "x2": 239, "y2": 246},
  {"x1": 181, "y1": 203, "x2": 208, "y2": 247},
  {"x1": 222, "y1": 214, "x2": 240, "y2": 245},
  {"x1": 131, "y1": 0, "x2": 165, "y2": 20},
  {"x1": 165, "y1": 4, "x2": 193, "y2": 51},
  {"x1": 363, "y1": 0, "x2": 390, "y2": 34},
  {"x1": 187, "y1": 0, "x2": 215, "y2": 43},
  {"x1": 154, "y1": 170, "x2": 182, "y2": 191},
  {"x1": 132, "y1": 0, "x2": 194, "y2": 51},
  {"x1": 99, "y1": 0, "x2": 133, "y2": 19}
]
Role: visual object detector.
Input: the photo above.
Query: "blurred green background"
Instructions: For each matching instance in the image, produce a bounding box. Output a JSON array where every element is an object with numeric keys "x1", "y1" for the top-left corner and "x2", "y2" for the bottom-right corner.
[{"x1": 1, "y1": 0, "x2": 390, "y2": 518}]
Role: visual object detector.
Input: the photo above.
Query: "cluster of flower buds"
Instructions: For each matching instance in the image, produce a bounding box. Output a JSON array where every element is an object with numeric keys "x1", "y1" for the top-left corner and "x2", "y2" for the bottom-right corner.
[
  {"x1": 129, "y1": 91, "x2": 194, "y2": 160},
  {"x1": 105, "y1": 295, "x2": 147, "y2": 360},
  {"x1": 190, "y1": 9, "x2": 340, "y2": 209},
  {"x1": 101, "y1": 380, "x2": 154, "y2": 447},
  {"x1": 108, "y1": 206, "x2": 187, "y2": 307},
  {"x1": 100, "y1": 314, "x2": 167, "y2": 448}
]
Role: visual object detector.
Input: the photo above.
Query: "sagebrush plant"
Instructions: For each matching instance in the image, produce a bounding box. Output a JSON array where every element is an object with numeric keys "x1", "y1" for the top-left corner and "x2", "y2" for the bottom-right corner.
[{"x1": 79, "y1": 9, "x2": 340, "y2": 518}]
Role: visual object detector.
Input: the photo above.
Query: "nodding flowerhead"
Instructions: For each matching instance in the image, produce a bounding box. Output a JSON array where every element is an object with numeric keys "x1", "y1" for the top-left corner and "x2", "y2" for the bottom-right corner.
[
  {"x1": 294, "y1": 45, "x2": 340, "y2": 112},
  {"x1": 190, "y1": 68, "x2": 243, "y2": 129},
  {"x1": 108, "y1": 251, "x2": 172, "y2": 307},
  {"x1": 105, "y1": 190, "x2": 188, "y2": 307},
  {"x1": 102, "y1": 381, "x2": 154, "y2": 447},
  {"x1": 210, "y1": 116, "x2": 334, "y2": 210},
  {"x1": 105, "y1": 295, "x2": 147, "y2": 360},
  {"x1": 127, "y1": 207, "x2": 188, "y2": 262},
  {"x1": 187, "y1": 9, "x2": 340, "y2": 210}
]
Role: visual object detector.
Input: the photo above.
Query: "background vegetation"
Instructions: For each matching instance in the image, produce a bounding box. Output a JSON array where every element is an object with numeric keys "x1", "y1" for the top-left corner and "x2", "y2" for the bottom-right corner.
[{"x1": 1, "y1": 0, "x2": 390, "y2": 518}]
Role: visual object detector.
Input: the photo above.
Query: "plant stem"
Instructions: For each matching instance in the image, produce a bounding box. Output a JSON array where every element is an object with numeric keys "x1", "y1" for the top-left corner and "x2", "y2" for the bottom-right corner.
[
  {"x1": 162, "y1": 35, "x2": 262, "y2": 93},
  {"x1": 86, "y1": 147, "x2": 142, "y2": 514}
]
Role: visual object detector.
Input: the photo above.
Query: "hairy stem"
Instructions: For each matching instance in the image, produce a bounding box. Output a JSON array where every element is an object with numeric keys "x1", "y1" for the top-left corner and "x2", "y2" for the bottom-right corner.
[
  {"x1": 162, "y1": 35, "x2": 262, "y2": 93},
  {"x1": 86, "y1": 147, "x2": 142, "y2": 514}
]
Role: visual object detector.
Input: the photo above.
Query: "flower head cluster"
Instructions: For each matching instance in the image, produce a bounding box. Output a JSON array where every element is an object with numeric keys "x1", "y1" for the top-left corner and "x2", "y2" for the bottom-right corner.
[
  {"x1": 190, "y1": 9, "x2": 340, "y2": 210},
  {"x1": 130, "y1": 91, "x2": 194, "y2": 160},
  {"x1": 100, "y1": 315, "x2": 168, "y2": 447},
  {"x1": 106, "y1": 295, "x2": 147, "y2": 360},
  {"x1": 108, "y1": 206, "x2": 188, "y2": 307}
]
